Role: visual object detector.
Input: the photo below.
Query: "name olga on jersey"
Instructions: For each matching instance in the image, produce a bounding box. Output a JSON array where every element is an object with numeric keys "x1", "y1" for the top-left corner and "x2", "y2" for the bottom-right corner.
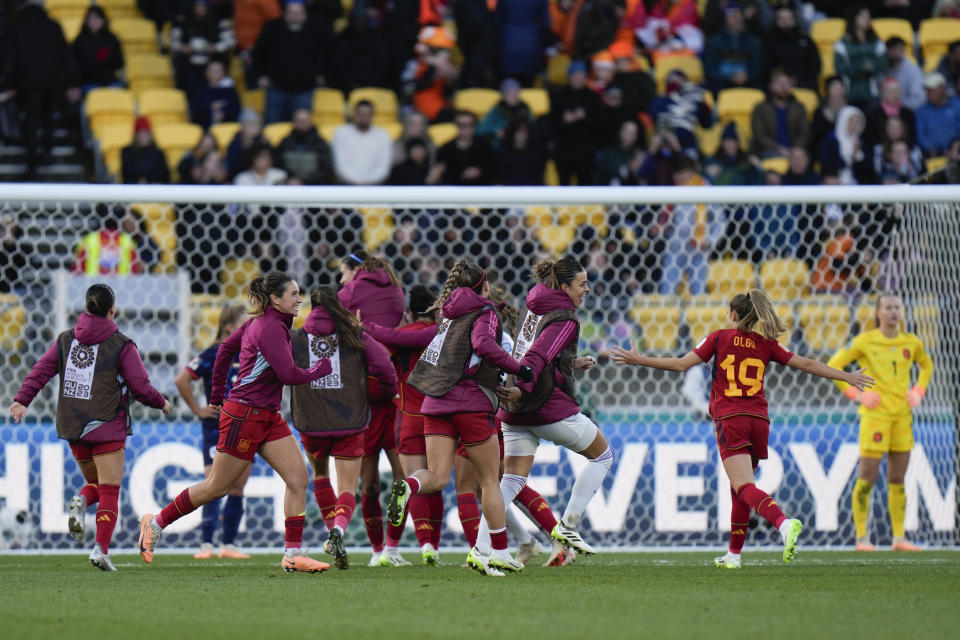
[{"x1": 733, "y1": 336, "x2": 756, "y2": 349}]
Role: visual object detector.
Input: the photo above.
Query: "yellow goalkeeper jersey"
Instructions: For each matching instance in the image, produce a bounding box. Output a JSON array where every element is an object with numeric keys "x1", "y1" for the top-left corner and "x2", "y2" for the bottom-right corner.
[{"x1": 827, "y1": 329, "x2": 934, "y2": 418}]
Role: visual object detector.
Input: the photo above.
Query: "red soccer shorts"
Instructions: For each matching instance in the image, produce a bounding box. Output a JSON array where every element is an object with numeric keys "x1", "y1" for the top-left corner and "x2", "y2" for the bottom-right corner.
[
  {"x1": 397, "y1": 412, "x2": 427, "y2": 456},
  {"x1": 363, "y1": 402, "x2": 398, "y2": 458},
  {"x1": 714, "y1": 414, "x2": 769, "y2": 461},
  {"x1": 456, "y1": 420, "x2": 504, "y2": 458},
  {"x1": 300, "y1": 431, "x2": 365, "y2": 460},
  {"x1": 427, "y1": 412, "x2": 498, "y2": 447},
  {"x1": 218, "y1": 400, "x2": 292, "y2": 461},
  {"x1": 69, "y1": 439, "x2": 125, "y2": 462}
]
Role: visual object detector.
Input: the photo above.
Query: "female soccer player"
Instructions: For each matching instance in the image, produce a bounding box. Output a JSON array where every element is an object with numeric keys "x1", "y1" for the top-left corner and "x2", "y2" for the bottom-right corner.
[
  {"x1": 174, "y1": 303, "x2": 251, "y2": 560},
  {"x1": 9, "y1": 283, "x2": 170, "y2": 571},
  {"x1": 337, "y1": 250, "x2": 410, "y2": 566},
  {"x1": 611, "y1": 288, "x2": 874, "y2": 568},
  {"x1": 138, "y1": 272, "x2": 333, "y2": 573},
  {"x1": 386, "y1": 260, "x2": 533, "y2": 576},
  {"x1": 290, "y1": 287, "x2": 398, "y2": 569},
  {"x1": 827, "y1": 294, "x2": 933, "y2": 551}
]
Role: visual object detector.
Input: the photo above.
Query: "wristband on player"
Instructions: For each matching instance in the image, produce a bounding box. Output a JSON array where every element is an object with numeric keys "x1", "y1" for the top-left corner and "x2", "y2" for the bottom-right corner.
[{"x1": 844, "y1": 387, "x2": 860, "y2": 402}]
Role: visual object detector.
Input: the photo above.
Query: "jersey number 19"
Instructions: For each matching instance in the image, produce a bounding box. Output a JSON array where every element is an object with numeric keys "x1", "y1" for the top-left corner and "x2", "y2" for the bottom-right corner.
[{"x1": 720, "y1": 355, "x2": 766, "y2": 397}]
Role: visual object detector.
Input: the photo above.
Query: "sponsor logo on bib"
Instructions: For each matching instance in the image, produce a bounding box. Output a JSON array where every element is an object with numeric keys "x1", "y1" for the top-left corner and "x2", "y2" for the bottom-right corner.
[
  {"x1": 513, "y1": 310, "x2": 542, "y2": 360},
  {"x1": 421, "y1": 319, "x2": 451, "y2": 366},
  {"x1": 63, "y1": 339, "x2": 98, "y2": 400},
  {"x1": 310, "y1": 333, "x2": 343, "y2": 389}
]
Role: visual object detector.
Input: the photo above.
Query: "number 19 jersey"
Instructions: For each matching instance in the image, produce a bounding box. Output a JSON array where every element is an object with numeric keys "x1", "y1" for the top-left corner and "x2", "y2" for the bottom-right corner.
[{"x1": 693, "y1": 329, "x2": 794, "y2": 421}]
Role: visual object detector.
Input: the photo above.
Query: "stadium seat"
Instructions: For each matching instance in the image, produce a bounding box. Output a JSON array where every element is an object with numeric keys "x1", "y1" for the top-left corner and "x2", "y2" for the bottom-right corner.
[
  {"x1": 360, "y1": 208, "x2": 395, "y2": 250},
  {"x1": 453, "y1": 88, "x2": 502, "y2": 119},
  {"x1": 716, "y1": 88, "x2": 765, "y2": 150},
  {"x1": 697, "y1": 122, "x2": 723, "y2": 157},
  {"x1": 126, "y1": 54, "x2": 175, "y2": 96},
  {"x1": 56, "y1": 16, "x2": 82, "y2": 42},
  {"x1": 926, "y1": 155, "x2": 949, "y2": 174},
  {"x1": 775, "y1": 303, "x2": 794, "y2": 332},
  {"x1": 685, "y1": 305, "x2": 729, "y2": 342},
  {"x1": 99, "y1": 0, "x2": 140, "y2": 20},
  {"x1": 112, "y1": 17, "x2": 158, "y2": 55},
  {"x1": 0, "y1": 294, "x2": 26, "y2": 352},
  {"x1": 153, "y1": 122, "x2": 203, "y2": 171},
  {"x1": 761, "y1": 157, "x2": 788, "y2": 174},
  {"x1": 536, "y1": 223, "x2": 575, "y2": 256},
  {"x1": 293, "y1": 305, "x2": 311, "y2": 330},
  {"x1": 381, "y1": 121, "x2": 403, "y2": 141},
  {"x1": 312, "y1": 88, "x2": 346, "y2": 126},
  {"x1": 547, "y1": 54, "x2": 571, "y2": 86},
  {"x1": 209, "y1": 122, "x2": 241, "y2": 152},
  {"x1": 654, "y1": 56, "x2": 705, "y2": 93},
  {"x1": 97, "y1": 124, "x2": 134, "y2": 179},
  {"x1": 138, "y1": 88, "x2": 189, "y2": 125},
  {"x1": 798, "y1": 296, "x2": 849, "y2": 352},
  {"x1": 193, "y1": 305, "x2": 222, "y2": 351},
  {"x1": 872, "y1": 18, "x2": 916, "y2": 61},
  {"x1": 221, "y1": 259, "x2": 260, "y2": 299},
  {"x1": 760, "y1": 258, "x2": 810, "y2": 301},
  {"x1": 190, "y1": 293, "x2": 228, "y2": 308},
  {"x1": 85, "y1": 88, "x2": 135, "y2": 139},
  {"x1": 811, "y1": 18, "x2": 845, "y2": 61},
  {"x1": 524, "y1": 205, "x2": 554, "y2": 231},
  {"x1": 628, "y1": 302, "x2": 681, "y2": 352},
  {"x1": 347, "y1": 87, "x2": 398, "y2": 124},
  {"x1": 556, "y1": 205, "x2": 608, "y2": 238},
  {"x1": 228, "y1": 56, "x2": 247, "y2": 93},
  {"x1": 45, "y1": 0, "x2": 88, "y2": 21},
  {"x1": 242, "y1": 89, "x2": 265, "y2": 116},
  {"x1": 855, "y1": 303, "x2": 875, "y2": 333},
  {"x1": 819, "y1": 51, "x2": 836, "y2": 94},
  {"x1": 263, "y1": 122, "x2": 292, "y2": 146},
  {"x1": 913, "y1": 302, "x2": 939, "y2": 349},
  {"x1": 428, "y1": 122, "x2": 457, "y2": 147},
  {"x1": 519, "y1": 88, "x2": 550, "y2": 117},
  {"x1": 792, "y1": 88, "x2": 819, "y2": 120},
  {"x1": 706, "y1": 259, "x2": 756, "y2": 295},
  {"x1": 918, "y1": 18, "x2": 960, "y2": 71},
  {"x1": 544, "y1": 159, "x2": 560, "y2": 186},
  {"x1": 687, "y1": 293, "x2": 728, "y2": 307},
  {"x1": 319, "y1": 123, "x2": 339, "y2": 141},
  {"x1": 131, "y1": 202, "x2": 176, "y2": 271}
]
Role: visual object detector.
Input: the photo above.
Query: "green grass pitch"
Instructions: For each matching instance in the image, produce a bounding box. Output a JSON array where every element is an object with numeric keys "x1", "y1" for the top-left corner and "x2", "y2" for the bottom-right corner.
[{"x1": 2, "y1": 551, "x2": 959, "y2": 639}]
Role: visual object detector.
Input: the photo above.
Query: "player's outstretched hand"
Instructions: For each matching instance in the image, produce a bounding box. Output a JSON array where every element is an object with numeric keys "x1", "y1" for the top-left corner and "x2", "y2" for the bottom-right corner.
[
  {"x1": 575, "y1": 355, "x2": 597, "y2": 370},
  {"x1": 497, "y1": 385, "x2": 522, "y2": 404},
  {"x1": 845, "y1": 367, "x2": 875, "y2": 392},
  {"x1": 9, "y1": 401, "x2": 26, "y2": 423},
  {"x1": 161, "y1": 399, "x2": 172, "y2": 415},
  {"x1": 906, "y1": 384, "x2": 926, "y2": 408},
  {"x1": 610, "y1": 341, "x2": 642, "y2": 365}
]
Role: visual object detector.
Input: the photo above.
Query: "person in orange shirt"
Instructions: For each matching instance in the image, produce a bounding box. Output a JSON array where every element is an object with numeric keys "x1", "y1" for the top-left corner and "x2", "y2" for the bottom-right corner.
[
  {"x1": 406, "y1": 26, "x2": 458, "y2": 122},
  {"x1": 72, "y1": 208, "x2": 143, "y2": 276},
  {"x1": 234, "y1": 0, "x2": 282, "y2": 87}
]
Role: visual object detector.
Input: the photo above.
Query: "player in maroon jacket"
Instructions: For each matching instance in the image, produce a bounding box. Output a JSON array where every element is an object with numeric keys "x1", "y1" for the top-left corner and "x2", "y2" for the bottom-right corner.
[{"x1": 612, "y1": 289, "x2": 873, "y2": 568}]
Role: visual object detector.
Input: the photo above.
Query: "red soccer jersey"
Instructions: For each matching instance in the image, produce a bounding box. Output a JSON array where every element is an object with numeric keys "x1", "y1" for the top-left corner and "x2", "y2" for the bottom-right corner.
[
  {"x1": 393, "y1": 320, "x2": 433, "y2": 416},
  {"x1": 692, "y1": 329, "x2": 794, "y2": 421}
]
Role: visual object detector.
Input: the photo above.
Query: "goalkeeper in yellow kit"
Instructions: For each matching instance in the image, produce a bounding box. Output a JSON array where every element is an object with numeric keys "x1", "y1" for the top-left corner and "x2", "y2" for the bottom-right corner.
[{"x1": 828, "y1": 295, "x2": 933, "y2": 551}]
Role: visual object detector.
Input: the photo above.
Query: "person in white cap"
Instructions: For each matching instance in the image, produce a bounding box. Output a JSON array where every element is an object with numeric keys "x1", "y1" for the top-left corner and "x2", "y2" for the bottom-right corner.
[{"x1": 916, "y1": 71, "x2": 960, "y2": 157}]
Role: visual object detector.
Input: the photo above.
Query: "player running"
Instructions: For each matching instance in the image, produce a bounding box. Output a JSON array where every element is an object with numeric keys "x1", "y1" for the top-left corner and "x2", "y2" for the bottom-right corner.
[
  {"x1": 827, "y1": 294, "x2": 933, "y2": 551},
  {"x1": 612, "y1": 288, "x2": 873, "y2": 568}
]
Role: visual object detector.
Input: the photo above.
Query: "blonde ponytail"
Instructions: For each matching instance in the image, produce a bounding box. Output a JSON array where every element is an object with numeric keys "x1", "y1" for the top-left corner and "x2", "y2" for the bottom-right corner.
[{"x1": 732, "y1": 288, "x2": 786, "y2": 339}]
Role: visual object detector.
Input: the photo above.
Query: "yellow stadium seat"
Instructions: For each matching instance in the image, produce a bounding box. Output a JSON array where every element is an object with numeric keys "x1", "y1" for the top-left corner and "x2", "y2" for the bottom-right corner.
[
  {"x1": 761, "y1": 156, "x2": 788, "y2": 174},
  {"x1": 774, "y1": 303, "x2": 794, "y2": 331},
  {"x1": 45, "y1": 0, "x2": 88, "y2": 21},
  {"x1": 131, "y1": 202, "x2": 177, "y2": 269},
  {"x1": 153, "y1": 122, "x2": 203, "y2": 170},
  {"x1": 453, "y1": 88, "x2": 501, "y2": 119},
  {"x1": 360, "y1": 208, "x2": 395, "y2": 250},
  {"x1": 381, "y1": 121, "x2": 403, "y2": 141},
  {"x1": 872, "y1": 18, "x2": 916, "y2": 61},
  {"x1": 798, "y1": 296, "x2": 850, "y2": 352},
  {"x1": 717, "y1": 88, "x2": 765, "y2": 150},
  {"x1": 760, "y1": 258, "x2": 810, "y2": 301},
  {"x1": 855, "y1": 303, "x2": 875, "y2": 332},
  {"x1": 99, "y1": 0, "x2": 139, "y2": 19},
  {"x1": 919, "y1": 18, "x2": 960, "y2": 71},
  {"x1": 811, "y1": 18, "x2": 845, "y2": 59},
  {"x1": 190, "y1": 293, "x2": 229, "y2": 308},
  {"x1": 913, "y1": 303, "x2": 939, "y2": 349},
  {"x1": 707, "y1": 259, "x2": 756, "y2": 296},
  {"x1": 556, "y1": 205, "x2": 608, "y2": 238},
  {"x1": 209, "y1": 122, "x2": 241, "y2": 153},
  {"x1": 242, "y1": 89, "x2": 265, "y2": 116},
  {"x1": 792, "y1": 88, "x2": 819, "y2": 120},
  {"x1": 697, "y1": 122, "x2": 723, "y2": 157},
  {"x1": 221, "y1": 259, "x2": 260, "y2": 299},
  {"x1": 263, "y1": 122, "x2": 293, "y2": 146},
  {"x1": 57, "y1": 16, "x2": 83, "y2": 42},
  {"x1": 536, "y1": 224, "x2": 575, "y2": 256},
  {"x1": 313, "y1": 88, "x2": 346, "y2": 126},
  {"x1": 138, "y1": 88, "x2": 189, "y2": 125},
  {"x1": 524, "y1": 205, "x2": 553, "y2": 231},
  {"x1": 685, "y1": 305, "x2": 730, "y2": 342},
  {"x1": 86, "y1": 88, "x2": 135, "y2": 139},
  {"x1": 519, "y1": 88, "x2": 550, "y2": 117},
  {"x1": 347, "y1": 87, "x2": 398, "y2": 124},
  {"x1": 628, "y1": 303, "x2": 681, "y2": 352},
  {"x1": 112, "y1": 17, "x2": 158, "y2": 55},
  {"x1": 687, "y1": 293, "x2": 728, "y2": 307},
  {"x1": 319, "y1": 123, "x2": 339, "y2": 141},
  {"x1": 544, "y1": 159, "x2": 560, "y2": 186},
  {"x1": 547, "y1": 54, "x2": 572, "y2": 86},
  {"x1": 98, "y1": 124, "x2": 133, "y2": 179},
  {"x1": 126, "y1": 54, "x2": 175, "y2": 96},
  {"x1": 654, "y1": 56, "x2": 705, "y2": 94},
  {"x1": 819, "y1": 51, "x2": 836, "y2": 94},
  {"x1": 926, "y1": 155, "x2": 949, "y2": 174},
  {"x1": 193, "y1": 305, "x2": 222, "y2": 350},
  {"x1": 293, "y1": 305, "x2": 311, "y2": 330},
  {"x1": 0, "y1": 294, "x2": 26, "y2": 352},
  {"x1": 428, "y1": 122, "x2": 457, "y2": 147}
]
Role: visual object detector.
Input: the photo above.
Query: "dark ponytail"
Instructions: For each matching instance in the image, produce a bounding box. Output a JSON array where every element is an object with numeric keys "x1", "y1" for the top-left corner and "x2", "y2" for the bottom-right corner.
[
  {"x1": 85, "y1": 283, "x2": 115, "y2": 317},
  {"x1": 309, "y1": 287, "x2": 365, "y2": 349},
  {"x1": 408, "y1": 285, "x2": 437, "y2": 319},
  {"x1": 248, "y1": 271, "x2": 295, "y2": 316},
  {"x1": 533, "y1": 256, "x2": 584, "y2": 289}
]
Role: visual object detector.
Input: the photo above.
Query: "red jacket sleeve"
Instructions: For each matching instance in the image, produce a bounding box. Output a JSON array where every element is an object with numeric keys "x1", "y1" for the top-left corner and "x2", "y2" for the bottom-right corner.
[
  {"x1": 365, "y1": 322, "x2": 437, "y2": 349},
  {"x1": 337, "y1": 281, "x2": 356, "y2": 311},
  {"x1": 471, "y1": 309, "x2": 521, "y2": 374},
  {"x1": 118, "y1": 342, "x2": 166, "y2": 408},
  {"x1": 210, "y1": 322, "x2": 245, "y2": 405},
  {"x1": 13, "y1": 342, "x2": 60, "y2": 406},
  {"x1": 362, "y1": 333, "x2": 399, "y2": 397},
  {"x1": 517, "y1": 319, "x2": 578, "y2": 393},
  {"x1": 259, "y1": 326, "x2": 331, "y2": 386}
]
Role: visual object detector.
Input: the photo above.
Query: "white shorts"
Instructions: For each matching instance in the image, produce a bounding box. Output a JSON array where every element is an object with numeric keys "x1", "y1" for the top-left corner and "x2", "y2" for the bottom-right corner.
[{"x1": 501, "y1": 413, "x2": 599, "y2": 457}]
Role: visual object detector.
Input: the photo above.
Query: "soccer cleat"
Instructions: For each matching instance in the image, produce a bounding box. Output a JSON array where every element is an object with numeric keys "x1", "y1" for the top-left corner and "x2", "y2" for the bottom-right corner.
[
  {"x1": 327, "y1": 528, "x2": 349, "y2": 570},
  {"x1": 892, "y1": 539, "x2": 923, "y2": 552},
  {"x1": 88, "y1": 543, "x2": 117, "y2": 572},
  {"x1": 543, "y1": 539, "x2": 575, "y2": 567},
  {"x1": 489, "y1": 550, "x2": 524, "y2": 573},
  {"x1": 281, "y1": 550, "x2": 330, "y2": 573},
  {"x1": 551, "y1": 521, "x2": 596, "y2": 555},
  {"x1": 67, "y1": 495, "x2": 86, "y2": 542},
  {"x1": 323, "y1": 538, "x2": 335, "y2": 555},
  {"x1": 378, "y1": 547, "x2": 412, "y2": 567},
  {"x1": 516, "y1": 539, "x2": 543, "y2": 565},
  {"x1": 854, "y1": 540, "x2": 876, "y2": 552},
  {"x1": 386, "y1": 480, "x2": 410, "y2": 527},
  {"x1": 421, "y1": 545, "x2": 442, "y2": 566},
  {"x1": 218, "y1": 545, "x2": 251, "y2": 559},
  {"x1": 138, "y1": 514, "x2": 161, "y2": 564},
  {"x1": 367, "y1": 551, "x2": 383, "y2": 567},
  {"x1": 194, "y1": 543, "x2": 214, "y2": 559},
  {"x1": 781, "y1": 518, "x2": 803, "y2": 563},
  {"x1": 465, "y1": 547, "x2": 505, "y2": 577},
  {"x1": 714, "y1": 552, "x2": 741, "y2": 569}
]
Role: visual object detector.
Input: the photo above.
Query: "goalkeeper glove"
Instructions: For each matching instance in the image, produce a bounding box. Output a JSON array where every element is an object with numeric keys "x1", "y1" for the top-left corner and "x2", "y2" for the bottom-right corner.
[
  {"x1": 844, "y1": 387, "x2": 882, "y2": 410},
  {"x1": 906, "y1": 385, "x2": 926, "y2": 408}
]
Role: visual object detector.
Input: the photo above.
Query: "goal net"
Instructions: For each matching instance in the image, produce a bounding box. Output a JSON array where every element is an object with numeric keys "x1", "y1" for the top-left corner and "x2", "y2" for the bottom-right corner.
[{"x1": 0, "y1": 184, "x2": 956, "y2": 551}]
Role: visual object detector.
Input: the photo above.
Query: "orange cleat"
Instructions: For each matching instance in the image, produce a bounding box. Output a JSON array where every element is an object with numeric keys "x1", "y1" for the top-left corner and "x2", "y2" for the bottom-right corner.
[
  {"x1": 193, "y1": 544, "x2": 214, "y2": 559},
  {"x1": 281, "y1": 550, "x2": 330, "y2": 573},
  {"x1": 544, "y1": 540, "x2": 576, "y2": 567},
  {"x1": 892, "y1": 539, "x2": 923, "y2": 552},
  {"x1": 854, "y1": 541, "x2": 875, "y2": 552},
  {"x1": 138, "y1": 514, "x2": 161, "y2": 564},
  {"x1": 218, "y1": 545, "x2": 251, "y2": 559}
]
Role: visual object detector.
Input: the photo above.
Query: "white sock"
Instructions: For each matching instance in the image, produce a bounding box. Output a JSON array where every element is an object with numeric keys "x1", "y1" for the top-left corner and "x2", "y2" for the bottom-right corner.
[
  {"x1": 562, "y1": 447, "x2": 613, "y2": 526},
  {"x1": 284, "y1": 547, "x2": 301, "y2": 556},
  {"x1": 421, "y1": 542, "x2": 436, "y2": 552},
  {"x1": 475, "y1": 474, "x2": 528, "y2": 556},
  {"x1": 332, "y1": 525, "x2": 343, "y2": 535},
  {"x1": 778, "y1": 519, "x2": 793, "y2": 540},
  {"x1": 505, "y1": 504, "x2": 533, "y2": 545}
]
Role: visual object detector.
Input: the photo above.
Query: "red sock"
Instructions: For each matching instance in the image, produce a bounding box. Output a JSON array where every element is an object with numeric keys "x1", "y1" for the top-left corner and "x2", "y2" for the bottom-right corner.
[
  {"x1": 427, "y1": 493, "x2": 444, "y2": 548},
  {"x1": 410, "y1": 494, "x2": 433, "y2": 546},
  {"x1": 490, "y1": 527, "x2": 508, "y2": 551},
  {"x1": 729, "y1": 486, "x2": 751, "y2": 554},
  {"x1": 94, "y1": 484, "x2": 120, "y2": 554},
  {"x1": 515, "y1": 485, "x2": 557, "y2": 534},
  {"x1": 284, "y1": 515, "x2": 306, "y2": 549},
  {"x1": 386, "y1": 506, "x2": 407, "y2": 546},
  {"x1": 333, "y1": 492, "x2": 356, "y2": 531},
  {"x1": 79, "y1": 483, "x2": 99, "y2": 506},
  {"x1": 406, "y1": 476, "x2": 421, "y2": 494},
  {"x1": 457, "y1": 493, "x2": 481, "y2": 547},
  {"x1": 313, "y1": 478, "x2": 338, "y2": 531},
  {"x1": 362, "y1": 493, "x2": 384, "y2": 553},
  {"x1": 737, "y1": 483, "x2": 787, "y2": 529},
  {"x1": 155, "y1": 488, "x2": 196, "y2": 529}
]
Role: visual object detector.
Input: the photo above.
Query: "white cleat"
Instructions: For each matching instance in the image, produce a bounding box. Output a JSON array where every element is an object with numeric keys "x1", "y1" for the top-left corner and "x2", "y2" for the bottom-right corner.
[
  {"x1": 68, "y1": 495, "x2": 86, "y2": 542},
  {"x1": 465, "y1": 547, "x2": 505, "y2": 577},
  {"x1": 714, "y1": 552, "x2": 741, "y2": 569},
  {"x1": 516, "y1": 538, "x2": 543, "y2": 565},
  {"x1": 88, "y1": 543, "x2": 117, "y2": 571},
  {"x1": 378, "y1": 547, "x2": 412, "y2": 566},
  {"x1": 551, "y1": 521, "x2": 596, "y2": 555},
  {"x1": 489, "y1": 549, "x2": 524, "y2": 573},
  {"x1": 367, "y1": 551, "x2": 383, "y2": 567}
]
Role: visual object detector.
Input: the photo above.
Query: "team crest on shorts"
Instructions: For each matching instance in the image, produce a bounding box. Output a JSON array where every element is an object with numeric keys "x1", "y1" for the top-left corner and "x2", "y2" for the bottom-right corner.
[
  {"x1": 70, "y1": 343, "x2": 96, "y2": 369},
  {"x1": 238, "y1": 439, "x2": 251, "y2": 453}
]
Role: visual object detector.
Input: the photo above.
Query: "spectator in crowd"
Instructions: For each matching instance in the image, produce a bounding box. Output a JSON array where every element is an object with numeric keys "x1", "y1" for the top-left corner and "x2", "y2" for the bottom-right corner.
[
  {"x1": 610, "y1": 40, "x2": 656, "y2": 116},
  {"x1": 820, "y1": 105, "x2": 873, "y2": 185},
  {"x1": 810, "y1": 75, "x2": 848, "y2": 158},
  {"x1": 234, "y1": 0, "x2": 282, "y2": 87},
  {"x1": 498, "y1": 119, "x2": 546, "y2": 185},
  {"x1": 253, "y1": 0, "x2": 333, "y2": 123},
  {"x1": 571, "y1": 0, "x2": 623, "y2": 58},
  {"x1": 935, "y1": 40, "x2": 960, "y2": 96},
  {"x1": 763, "y1": 5, "x2": 820, "y2": 91},
  {"x1": 454, "y1": 0, "x2": 497, "y2": 88},
  {"x1": 916, "y1": 72, "x2": 960, "y2": 157},
  {"x1": 331, "y1": 100, "x2": 392, "y2": 185},
  {"x1": 72, "y1": 5, "x2": 124, "y2": 94},
  {"x1": 810, "y1": 215, "x2": 860, "y2": 295},
  {"x1": 648, "y1": 68, "x2": 715, "y2": 154},
  {"x1": 637, "y1": 125, "x2": 683, "y2": 185},
  {"x1": 170, "y1": 0, "x2": 235, "y2": 94},
  {"x1": 634, "y1": 0, "x2": 704, "y2": 58},
  {"x1": 389, "y1": 137, "x2": 432, "y2": 185},
  {"x1": 703, "y1": 122, "x2": 763, "y2": 185},
  {"x1": 432, "y1": 110, "x2": 497, "y2": 185},
  {"x1": 701, "y1": 0, "x2": 763, "y2": 37},
  {"x1": 781, "y1": 146, "x2": 820, "y2": 185},
  {"x1": 405, "y1": 26, "x2": 458, "y2": 123},
  {"x1": 303, "y1": 0, "x2": 344, "y2": 23},
  {"x1": 189, "y1": 59, "x2": 241, "y2": 130},
  {"x1": 277, "y1": 107, "x2": 333, "y2": 183},
  {"x1": 393, "y1": 111, "x2": 434, "y2": 166},
  {"x1": 878, "y1": 139, "x2": 924, "y2": 183},
  {"x1": 190, "y1": 149, "x2": 229, "y2": 185},
  {"x1": 594, "y1": 119, "x2": 643, "y2": 185},
  {"x1": 226, "y1": 108, "x2": 268, "y2": 177},
  {"x1": 703, "y1": 3, "x2": 763, "y2": 92},
  {"x1": 0, "y1": 210, "x2": 25, "y2": 293},
  {"x1": 594, "y1": 85, "x2": 640, "y2": 148},
  {"x1": 550, "y1": 60, "x2": 601, "y2": 185},
  {"x1": 865, "y1": 77, "x2": 916, "y2": 148},
  {"x1": 588, "y1": 51, "x2": 618, "y2": 95},
  {"x1": 72, "y1": 207, "x2": 143, "y2": 276},
  {"x1": 178, "y1": 132, "x2": 219, "y2": 184},
  {"x1": 834, "y1": 4, "x2": 887, "y2": 108},
  {"x1": 121, "y1": 116, "x2": 171, "y2": 184},
  {"x1": 934, "y1": 0, "x2": 960, "y2": 18},
  {"x1": 338, "y1": 4, "x2": 391, "y2": 91},
  {"x1": 548, "y1": 0, "x2": 577, "y2": 54},
  {"x1": 751, "y1": 68, "x2": 809, "y2": 158},
  {"x1": 477, "y1": 78, "x2": 533, "y2": 146},
  {"x1": 234, "y1": 142, "x2": 287, "y2": 185},
  {"x1": 120, "y1": 208, "x2": 161, "y2": 272},
  {"x1": 884, "y1": 36, "x2": 925, "y2": 111},
  {"x1": 609, "y1": 147, "x2": 646, "y2": 185},
  {"x1": 497, "y1": 0, "x2": 551, "y2": 87}
]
